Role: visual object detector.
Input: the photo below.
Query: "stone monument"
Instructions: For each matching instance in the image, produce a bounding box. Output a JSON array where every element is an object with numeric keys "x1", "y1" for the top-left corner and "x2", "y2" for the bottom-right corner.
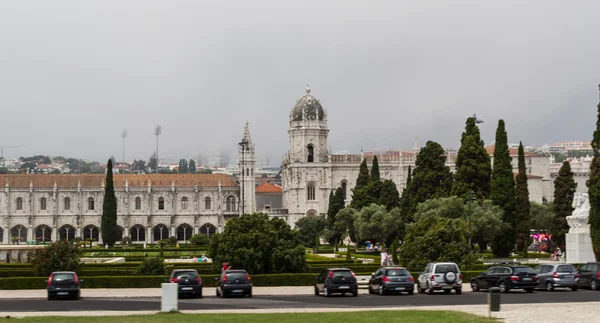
[{"x1": 566, "y1": 192, "x2": 597, "y2": 263}]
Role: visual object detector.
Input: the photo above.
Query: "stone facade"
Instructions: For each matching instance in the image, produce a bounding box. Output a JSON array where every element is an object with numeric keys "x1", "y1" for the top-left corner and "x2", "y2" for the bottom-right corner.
[{"x1": 0, "y1": 174, "x2": 241, "y2": 244}]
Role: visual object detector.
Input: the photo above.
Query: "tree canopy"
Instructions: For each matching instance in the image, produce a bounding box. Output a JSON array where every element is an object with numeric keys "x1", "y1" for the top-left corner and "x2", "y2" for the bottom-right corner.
[
  {"x1": 588, "y1": 98, "x2": 600, "y2": 260},
  {"x1": 354, "y1": 204, "x2": 403, "y2": 246},
  {"x1": 295, "y1": 215, "x2": 328, "y2": 248},
  {"x1": 29, "y1": 241, "x2": 83, "y2": 276},
  {"x1": 515, "y1": 142, "x2": 531, "y2": 252},
  {"x1": 101, "y1": 159, "x2": 118, "y2": 247},
  {"x1": 553, "y1": 161, "x2": 577, "y2": 249}
]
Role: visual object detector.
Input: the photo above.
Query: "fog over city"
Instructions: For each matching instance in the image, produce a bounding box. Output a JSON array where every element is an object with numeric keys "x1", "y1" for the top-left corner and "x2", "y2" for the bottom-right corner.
[{"x1": 1, "y1": 1, "x2": 599, "y2": 165}]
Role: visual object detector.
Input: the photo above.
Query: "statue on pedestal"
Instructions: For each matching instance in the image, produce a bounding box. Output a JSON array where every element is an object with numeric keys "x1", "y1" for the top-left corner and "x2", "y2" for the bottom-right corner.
[{"x1": 567, "y1": 192, "x2": 591, "y2": 234}]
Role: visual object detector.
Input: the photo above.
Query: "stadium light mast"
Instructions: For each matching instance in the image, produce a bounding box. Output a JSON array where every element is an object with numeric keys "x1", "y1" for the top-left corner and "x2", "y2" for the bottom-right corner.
[
  {"x1": 154, "y1": 126, "x2": 162, "y2": 174},
  {"x1": 121, "y1": 129, "x2": 128, "y2": 170}
]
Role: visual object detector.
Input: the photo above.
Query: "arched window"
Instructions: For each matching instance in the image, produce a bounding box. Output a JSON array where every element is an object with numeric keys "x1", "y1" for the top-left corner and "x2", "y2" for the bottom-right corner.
[
  {"x1": 177, "y1": 224, "x2": 193, "y2": 241},
  {"x1": 158, "y1": 197, "x2": 165, "y2": 210},
  {"x1": 181, "y1": 197, "x2": 188, "y2": 210},
  {"x1": 40, "y1": 197, "x2": 47, "y2": 211},
  {"x1": 246, "y1": 168, "x2": 249, "y2": 176},
  {"x1": 64, "y1": 197, "x2": 71, "y2": 211},
  {"x1": 226, "y1": 196, "x2": 236, "y2": 212},
  {"x1": 200, "y1": 223, "x2": 217, "y2": 235},
  {"x1": 341, "y1": 181, "x2": 347, "y2": 200},
  {"x1": 153, "y1": 224, "x2": 169, "y2": 241},
  {"x1": 10, "y1": 225, "x2": 27, "y2": 244},
  {"x1": 16, "y1": 198, "x2": 23, "y2": 211},
  {"x1": 130, "y1": 225, "x2": 145, "y2": 242},
  {"x1": 307, "y1": 184, "x2": 316, "y2": 201},
  {"x1": 307, "y1": 145, "x2": 314, "y2": 163},
  {"x1": 83, "y1": 225, "x2": 99, "y2": 241},
  {"x1": 306, "y1": 209, "x2": 318, "y2": 217},
  {"x1": 35, "y1": 225, "x2": 52, "y2": 242},
  {"x1": 88, "y1": 197, "x2": 95, "y2": 211},
  {"x1": 115, "y1": 226, "x2": 124, "y2": 241},
  {"x1": 59, "y1": 225, "x2": 76, "y2": 241},
  {"x1": 204, "y1": 197, "x2": 211, "y2": 210},
  {"x1": 135, "y1": 197, "x2": 141, "y2": 210}
]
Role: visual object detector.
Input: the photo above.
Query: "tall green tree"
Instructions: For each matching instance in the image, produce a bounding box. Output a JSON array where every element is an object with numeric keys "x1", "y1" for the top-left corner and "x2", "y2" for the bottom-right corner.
[
  {"x1": 489, "y1": 119, "x2": 517, "y2": 256},
  {"x1": 295, "y1": 215, "x2": 328, "y2": 250},
  {"x1": 178, "y1": 159, "x2": 189, "y2": 173},
  {"x1": 400, "y1": 165, "x2": 412, "y2": 215},
  {"x1": 406, "y1": 141, "x2": 453, "y2": 220},
  {"x1": 371, "y1": 156, "x2": 381, "y2": 182},
  {"x1": 101, "y1": 159, "x2": 118, "y2": 247},
  {"x1": 553, "y1": 161, "x2": 577, "y2": 249},
  {"x1": 365, "y1": 156, "x2": 383, "y2": 201},
  {"x1": 587, "y1": 96, "x2": 600, "y2": 260},
  {"x1": 515, "y1": 142, "x2": 531, "y2": 252},
  {"x1": 326, "y1": 188, "x2": 346, "y2": 244},
  {"x1": 379, "y1": 179, "x2": 401, "y2": 210},
  {"x1": 356, "y1": 158, "x2": 370, "y2": 188},
  {"x1": 189, "y1": 159, "x2": 197, "y2": 173},
  {"x1": 350, "y1": 158, "x2": 373, "y2": 209},
  {"x1": 451, "y1": 117, "x2": 492, "y2": 200}
]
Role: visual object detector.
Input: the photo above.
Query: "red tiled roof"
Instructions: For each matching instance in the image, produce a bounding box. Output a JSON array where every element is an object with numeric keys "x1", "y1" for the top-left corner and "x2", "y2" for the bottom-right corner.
[
  {"x1": 255, "y1": 182, "x2": 282, "y2": 193},
  {"x1": 0, "y1": 174, "x2": 238, "y2": 188}
]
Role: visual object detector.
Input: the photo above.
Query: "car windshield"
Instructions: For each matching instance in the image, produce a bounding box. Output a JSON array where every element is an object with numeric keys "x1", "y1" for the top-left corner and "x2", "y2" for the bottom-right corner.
[
  {"x1": 332, "y1": 270, "x2": 353, "y2": 278},
  {"x1": 385, "y1": 269, "x2": 410, "y2": 276},
  {"x1": 53, "y1": 273, "x2": 74, "y2": 281},
  {"x1": 514, "y1": 267, "x2": 535, "y2": 274},
  {"x1": 226, "y1": 272, "x2": 247, "y2": 280},
  {"x1": 174, "y1": 271, "x2": 198, "y2": 278},
  {"x1": 434, "y1": 264, "x2": 458, "y2": 273},
  {"x1": 557, "y1": 265, "x2": 576, "y2": 273}
]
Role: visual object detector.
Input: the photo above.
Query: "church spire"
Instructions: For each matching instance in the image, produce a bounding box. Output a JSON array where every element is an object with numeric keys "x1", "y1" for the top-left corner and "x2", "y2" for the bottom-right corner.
[{"x1": 242, "y1": 120, "x2": 252, "y2": 145}]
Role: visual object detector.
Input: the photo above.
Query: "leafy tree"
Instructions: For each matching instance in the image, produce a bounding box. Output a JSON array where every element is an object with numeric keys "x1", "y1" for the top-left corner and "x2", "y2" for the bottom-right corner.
[
  {"x1": 354, "y1": 204, "x2": 403, "y2": 246},
  {"x1": 334, "y1": 207, "x2": 359, "y2": 243},
  {"x1": 43, "y1": 156, "x2": 51, "y2": 164},
  {"x1": 189, "y1": 233, "x2": 211, "y2": 246},
  {"x1": 136, "y1": 257, "x2": 169, "y2": 275},
  {"x1": 28, "y1": 241, "x2": 83, "y2": 276},
  {"x1": 379, "y1": 179, "x2": 401, "y2": 211},
  {"x1": 412, "y1": 197, "x2": 465, "y2": 222},
  {"x1": 199, "y1": 168, "x2": 213, "y2": 174},
  {"x1": 295, "y1": 215, "x2": 328, "y2": 250},
  {"x1": 350, "y1": 159, "x2": 371, "y2": 209},
  {"x1": 101, "y1": 159, "x2": 118, "y2": 247},
  {"x1": 189, "y1": 159, "x2": 197, "y2": 173},
  {"x1": 451, "y1": 117, "x2": 492, "y2": 200},
  {"x1": 148, "y1": 152, "x2": 158, "y2": 173},
  {"x1": 178, "y1": 159, "x2": 188, "y2": 173},
  {"x1": 0, "y1": 167, "x2": 9, "y2": 174},
  {"x1": 515, "y1": 142, "x2": 531, "y2": 252},
  {"x1": 365, "y1": 180, "x2": 382, "y2": 204},
  {"x1": 398, "y1": 216, "x2": 475, "y2": 271},
  {"x1": 469, "y1": 200, "x2": 506, "y2": 252},
  {"x1": 490, "y1": 119, "x2": 517, "y2": 257},
  {"x1": 400, "y1": 165, "x2": 412, "y2": 216},
  {"x1": 553, "y1": 161, "x2": 577, "y2": 249},
  {"x1": 531, "y1": 201, "x2": 556, "y2": 232},
  {"x1": 326, "y1": 188, "x2": 345, "y2": 244},
  {"x1": 588, "y1": 96, "x2": 600, "y2": 260},
  {"x1": 132, "y1": 159, "x2": 146, "y2": 173},
  {"x1": 406, "y1": 141, "x2": 453, "y2": 220},
  {"x1": 208, "y1": 213, "x2": 306, "y2": 274},
  {"x1": 371, "y1": 156, "x2": 380, "y2": 182}
]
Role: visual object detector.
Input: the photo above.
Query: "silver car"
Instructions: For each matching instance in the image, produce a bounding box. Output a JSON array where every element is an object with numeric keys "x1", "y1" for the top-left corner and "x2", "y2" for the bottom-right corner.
[
  {"x1": 417, "y1": 262, "x2": 462, "y2": 295},
  {"x1": 533, "y1": 263, "x2": 579, "y2": 291}
]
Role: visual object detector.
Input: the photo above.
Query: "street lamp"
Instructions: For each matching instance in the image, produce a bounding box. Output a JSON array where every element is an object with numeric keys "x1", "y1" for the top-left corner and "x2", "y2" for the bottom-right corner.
[{"x1": 467, "y1": 190, "x2": 476, "y2": 250}]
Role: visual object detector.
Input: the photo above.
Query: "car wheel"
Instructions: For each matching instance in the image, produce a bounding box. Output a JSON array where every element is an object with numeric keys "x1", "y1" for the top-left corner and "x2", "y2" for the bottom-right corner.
[
  {"x1": 73, "y1": 291, "x2": 80, "y2": 300},
  {"x1": 47, "y1": 294, "x2": 53, "y2": 301},
  {"x1": 247, "y1": 291, "x2": 252, "y2": 298},
  {"x1": 407, "y1": 289, "x2": 414, "y2": 295},
  {"x1": 216, "y1": 288, "x2": 220, "y2": 297},
  {"x1": 591, "y1": 280, "x2": 599, "y2": 291},
  {"x1": 571, "y1": 286, "x2": 579, "y2": 292},
  {"x1": 471, "y1": 281, "x2": 479, "y2": 292},
  {"x1": 197, "y1": 291, "x2": 203, "y2": 299},
  {"x1": 417, "y1": 282, "x2": 425, "y2": 294},
  {"x1": 525, "y1": 288, "x2": 534, "y2": 293},
  {"x1": 352, "y1": 291, "x2": 358, "y2": 297},
  {"x1": 324, "y1": 287, "x2": 331, "y2": 297},
  {"x1": 368, "y1": 286, "x2": 374, "y2": 294},
  {"x1": 546, "y1": 282, "x2": 554, "y2": 291},
  {"x1": 499, "y1": 281, "x2": 508, "y2": 293},
  {"x1": 222, "y1": 291, "x2": 228, "y2": 298},
  {"x1": 314, "y1": 286, "x2": 319, "y2": 296},
  {"x1": 455, "y1": 288, "x2": 462, "y2": 295}
]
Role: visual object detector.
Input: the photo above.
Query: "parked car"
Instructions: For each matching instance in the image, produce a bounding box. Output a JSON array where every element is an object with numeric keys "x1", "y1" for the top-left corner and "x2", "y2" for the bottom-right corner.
[
  {"x1": 368, "y1": 267, "x2": 414, "y2": 295},
  {"x1": 533, "y1": 264, "x2": 579, "y2": 291},
  {"x1": 314, "y1": 268, "x2": 358, "y2": 297},
  {"x1": 46, "y1": 271, "x2": 82, "y2": 300},
  {"x1": 216, "y1": 269, "x2": 253, "y2": 298},
  {"x1": 471, "y1": 265, "x2": 539, "y2": 293},
  {"x1": 577, "y1": 261, "x2": 600, "y2": 290},
  {"x1": 417, "y1": 262, "x2": 462, "y2": 295},
  {"x1": 169, "y1": 269, "x2": 203, "y2": 298}
]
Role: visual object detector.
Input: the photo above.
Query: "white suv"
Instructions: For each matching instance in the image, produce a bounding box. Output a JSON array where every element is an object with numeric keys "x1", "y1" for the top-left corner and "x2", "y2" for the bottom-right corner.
[{"x1": 417, "y1": 262, "x2": 462, "y2": 295}]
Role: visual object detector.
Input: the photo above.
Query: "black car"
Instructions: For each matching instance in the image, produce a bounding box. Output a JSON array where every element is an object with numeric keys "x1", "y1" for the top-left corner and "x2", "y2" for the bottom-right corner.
[
  {"x1": 46, "y1": 271, "x2": 82, "y2": 300},
  {"x1": 169, "y1": 269, "x2": 203, "y2": 298},
  {"x1": 471, "y1": 265, "x2": 539, "y2": 293},
  {"x1": 368, "y1": 267, "x2": 414, "y2": 295},
  {"x1": 216, "y1": 270, "x2": 252, "y2": 298},
  {"x1": 314, "y1": 268, "x2": 358, "y2": 297},
  {"x1": 577, "y1": 262, "x2": 600, "y2": 290}
]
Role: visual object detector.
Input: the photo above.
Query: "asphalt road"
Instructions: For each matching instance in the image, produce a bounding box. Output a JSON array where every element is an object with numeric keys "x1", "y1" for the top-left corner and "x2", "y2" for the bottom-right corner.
[{"x1": 2, "y1": 289, "x2": 599, "y2": 312}]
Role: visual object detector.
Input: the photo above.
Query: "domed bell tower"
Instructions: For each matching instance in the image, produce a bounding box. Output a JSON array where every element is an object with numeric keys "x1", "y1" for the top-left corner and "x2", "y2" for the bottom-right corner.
[{"x1": 288, "y1": 85, "x2": 330, "y2": 163}]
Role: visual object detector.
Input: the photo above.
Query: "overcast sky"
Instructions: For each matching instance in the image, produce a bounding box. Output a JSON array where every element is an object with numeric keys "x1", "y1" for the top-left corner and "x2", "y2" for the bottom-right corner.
[{"x1": 1, "y1": 1, "x2": 599, "y2": 165}]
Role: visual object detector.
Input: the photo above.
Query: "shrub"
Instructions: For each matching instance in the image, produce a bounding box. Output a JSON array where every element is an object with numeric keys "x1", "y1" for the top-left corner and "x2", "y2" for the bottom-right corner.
[
  {"x1": 121, "y1": 237, "x2": 132, "y2": 246},
  {"x1": 189, "y1": 234, "x2": 211, "y2": 246},
  {"x1": 28, "y1": 240, "x2": 83, "y2": 276},
  {"x1": 167, "y1": 236, "x2": 178, "y2": 246},
  {"x1": 135, "y1": 257, "x2": 170, "y2": 275}
]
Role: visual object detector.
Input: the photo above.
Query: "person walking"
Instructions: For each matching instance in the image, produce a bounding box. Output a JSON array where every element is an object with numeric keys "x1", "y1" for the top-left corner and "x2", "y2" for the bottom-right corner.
[{"x1": 380, "y1": 249, "x2": 388, "y2": 266}]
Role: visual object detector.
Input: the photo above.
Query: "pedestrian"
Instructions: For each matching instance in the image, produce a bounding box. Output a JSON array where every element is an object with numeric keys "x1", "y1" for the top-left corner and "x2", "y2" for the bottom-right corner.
[{"x1": 380, "y1": 249, "x2": 388, "y2": 266}]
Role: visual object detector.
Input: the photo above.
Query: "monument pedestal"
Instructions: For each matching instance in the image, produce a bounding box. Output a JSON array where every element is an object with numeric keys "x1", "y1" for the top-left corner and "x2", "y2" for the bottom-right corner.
[{"x1": 566, "y1": 232, "x2": 596, "y2": 264}]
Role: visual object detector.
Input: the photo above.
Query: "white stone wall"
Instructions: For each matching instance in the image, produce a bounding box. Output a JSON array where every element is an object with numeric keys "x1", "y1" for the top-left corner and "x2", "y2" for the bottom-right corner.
[{"x1": 527, "y1": 178, "x2": 544, "y2": 203}]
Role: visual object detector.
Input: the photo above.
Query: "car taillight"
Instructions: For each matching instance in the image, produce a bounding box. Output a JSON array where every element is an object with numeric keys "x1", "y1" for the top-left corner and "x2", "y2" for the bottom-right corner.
[
  {"x1": 409, "y1": 276, "x2": 414, "y2": 283},
  {"x1": 430, "y1": 275, "x2": 435, "y2": 281},
  {"x1": 47, "y1": 274, "x2": 53, "y2": 287},
  {"x1": 195, "y1": 277, "x2": 201, "y2": 283},
  {"x1": 575, "y1": 273, "x2": 580, "y2": 279},
  {"x1": 596, "y1": 272, "x2": 600, "y2": 279},
  {"x1": 510, "y1": 276, "x2": 520, "y2": 281},
  {"x1": 534, "y1": 276, "x2": 539, "y2": 281},
  {"x1": 171, "y1": 277, "x2": 179, "y2": 283},
  {"x1": 382, "y1": 276, "x2": 390, "y2": 282},
  {"x1": 553, "y1": 272, "x2": 559, "y2": 279},
  {"x1": 73, "y1": 274, "x2": 79, "y2": 287},
  {"x1": 222, "y1": 275, "x2": 227, "y2": 283},
  {"x1": 350, "y1": 271, "x2": 355, "y2": 277},
  {"x1": 458, "y1": 274, "x2": 462, "y2": 281},
  {"x1": 328, "y1": 271, "x2": 333, "y2": 278},
  {"x1": 246, "y1": 273, "x2": 251, "y2": 282}
]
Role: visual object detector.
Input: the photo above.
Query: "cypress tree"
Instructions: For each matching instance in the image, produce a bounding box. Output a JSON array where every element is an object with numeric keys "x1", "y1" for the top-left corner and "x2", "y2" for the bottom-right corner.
[
  {"x1": 407, "y1": 141, "x2": 453, "y2": 218},
  {"x1": 356, "y1": 158, "x2": 370, "y2": 188},
  {"x1": 327, "y1": 188, "x2": 346, "y2": 244},
  {"x1": 400, "y1": 165, "x2": 412, "y2": 218},
  {"x1": 490, "y1": 120, "x2": 517, "y2": 256},
  {"x1": 379, "y1": 179, "x2": 401, "y2": 211},
  {"x1": 553, "y1": 160, "x2": 577, "y2": 250},
  {"x1": 350, "y1": 158, "x2": 372, "y2": 209},
  {"x1": 587, "y1": 94, "x2": 600, "y2": 260},
  {"x1": 451, "y1": 117, "x2": 492, "y2": 199},
  {"x1": 101, "y1": 159, "x2": 118, "y2": 247},
  {"x1": 371, "y1": 156, "x2": 381, "y2": 182},
  {"x1": 189, "y1": 159, "x2": 196, "y2": 173},
  {"x1": 515, "y1": 142, "x2": 531, "y2": 252}
]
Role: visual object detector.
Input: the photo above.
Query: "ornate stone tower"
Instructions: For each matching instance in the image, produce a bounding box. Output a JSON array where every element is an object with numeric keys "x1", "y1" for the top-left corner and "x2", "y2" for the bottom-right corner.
[
  {"x1": 237, "y1": 121, "x2": 256, "y2": 214},
  {"x1": 282, "y1": 86, "x2": 332, "y2": 224}
]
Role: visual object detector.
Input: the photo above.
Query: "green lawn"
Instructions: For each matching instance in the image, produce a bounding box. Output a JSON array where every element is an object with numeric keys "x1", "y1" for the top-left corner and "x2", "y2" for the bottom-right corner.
[{"x1": 0, "y1": 311, "x2": 499, "y2": 323}]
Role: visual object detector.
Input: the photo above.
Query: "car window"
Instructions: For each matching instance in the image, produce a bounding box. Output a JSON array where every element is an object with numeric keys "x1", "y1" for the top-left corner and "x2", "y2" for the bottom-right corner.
[
  {"x1": 541, "y1": 266, "x2": 551, "y2": 274},
  {"x1": 385, "y1": 269, "x2": 410, "y2": 276},
  {"x1": 485, "y1": 267, "x2": 496, "y2": 275},
  {"x1": 514, "y1": 267, "x2": 535, "y2": 274},
  {"x1": 557, "y1": 265, "x2": 576, "y2": 273},
  {"x1": 226, "y1": 272, "x2": 247, "y2": 280},
  {"x1": 174, "y1": 271, "x2": 199, "y2": 278},
  {"x1": 52, "y1": 273, "x2": 74, "y2": 281},
  {"x1": 434, "y1": 264, "x2": 458, "y2": 274},
  {"x1": 332, "y1": 270, "x2": 353, "y2": 278},
  {"x1": 533, "y1": 266, "x2": 543, "y2": 273}
]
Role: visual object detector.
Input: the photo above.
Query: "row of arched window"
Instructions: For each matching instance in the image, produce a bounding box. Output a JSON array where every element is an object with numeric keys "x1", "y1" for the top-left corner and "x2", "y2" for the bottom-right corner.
[
  {"x1": 306, "y1": 181, "x2": 348, "y2": 201},
  {"x1": 2, "y1": 223, "x2": 217, "y2": 243},
  {"x1": 13, "y1": 196, "x2": 238, "y2": 212}
]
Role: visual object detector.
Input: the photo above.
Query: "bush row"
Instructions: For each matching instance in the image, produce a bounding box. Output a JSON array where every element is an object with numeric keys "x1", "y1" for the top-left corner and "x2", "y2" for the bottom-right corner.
[{"x1": 0, "y1": 271, "x2": 488, "y2": 290}]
